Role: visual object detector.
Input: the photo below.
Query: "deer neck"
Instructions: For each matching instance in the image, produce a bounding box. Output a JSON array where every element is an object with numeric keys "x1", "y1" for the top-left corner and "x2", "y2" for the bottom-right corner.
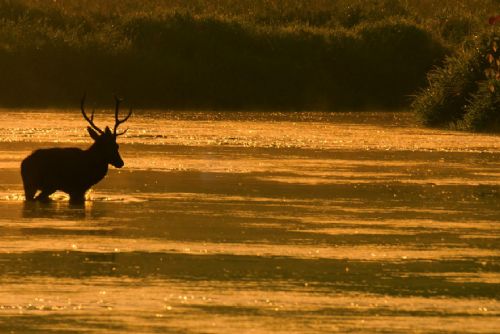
[{"x1": 86, "y1": 143, "x2": 110, "y2": 171}]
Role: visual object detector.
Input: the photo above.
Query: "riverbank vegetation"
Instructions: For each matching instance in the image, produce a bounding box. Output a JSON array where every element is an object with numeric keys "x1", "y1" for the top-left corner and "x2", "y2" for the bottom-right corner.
[
  {"x1": 412, "y1": 30, "x2": 500, "y2": 132},
  {"x1": 0, "y1": 0, "x2": 498, "y2": 118}
]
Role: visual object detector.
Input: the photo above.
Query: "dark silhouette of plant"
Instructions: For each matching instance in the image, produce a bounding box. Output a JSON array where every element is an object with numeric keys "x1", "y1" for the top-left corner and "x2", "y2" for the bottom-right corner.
[
  {"x1": 484, "y1": 17, "x2": 500, "y2": 92},
  {"x1": 412, "y1": 15, "x2": 500, "y2": 132},
  {"x1": 462, "y1": 16, "x2": 500, "y2": 131}
]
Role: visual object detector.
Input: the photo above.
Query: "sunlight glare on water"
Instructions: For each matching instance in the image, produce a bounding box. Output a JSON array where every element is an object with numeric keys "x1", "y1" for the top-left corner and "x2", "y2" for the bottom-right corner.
[{"x1": 0, "y1": 110, "x2": 499, "y2": 333}]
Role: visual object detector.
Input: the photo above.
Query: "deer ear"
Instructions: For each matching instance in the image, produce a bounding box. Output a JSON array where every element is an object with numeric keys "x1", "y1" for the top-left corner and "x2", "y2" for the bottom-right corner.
[
  {"x1": 87, "y1": 127, "x2": 100, "y2": 141},
  {"x1": 104, "y1": 126, "x2": 113, "y2": 135}
]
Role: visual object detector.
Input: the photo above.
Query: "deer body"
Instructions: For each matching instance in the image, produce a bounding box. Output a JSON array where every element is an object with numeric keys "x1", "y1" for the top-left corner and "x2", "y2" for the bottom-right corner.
[
  {"x1": 21, "y1": 96, "x2": 131, "y2": 204},
  {"x1": 22, "y1": 146, "x2": 110, "y2": 203}
]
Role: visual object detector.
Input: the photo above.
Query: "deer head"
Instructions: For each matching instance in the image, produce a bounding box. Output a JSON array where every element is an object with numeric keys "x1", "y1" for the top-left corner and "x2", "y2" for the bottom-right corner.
[{"x1": 81, "y1": 94, "x2": 132, "y2": 168}]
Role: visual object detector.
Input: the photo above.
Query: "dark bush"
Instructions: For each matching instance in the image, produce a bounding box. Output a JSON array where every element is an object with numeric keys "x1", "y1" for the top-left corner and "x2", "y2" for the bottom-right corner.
[
  {"x1": 352, "y1": 19, "x2": 447, "y2": 108},
  {"x1": 463, "y1": 80, "x2": 500, "y2": 131},
  {"x1": 412, "y1": 32, "x2": 500, "y2": 132},
  {"x1": 411, "y1": 47, "x2": 484, "y2": 127},
  {"x1": 0, "y1": 0, "x2": 449, "y2": 110}
]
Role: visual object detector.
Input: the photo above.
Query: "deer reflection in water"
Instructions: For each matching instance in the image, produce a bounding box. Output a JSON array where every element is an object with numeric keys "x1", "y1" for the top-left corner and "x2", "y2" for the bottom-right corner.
[{"x1": 21, "y1": 95, "x2": 132, "y2": 204}]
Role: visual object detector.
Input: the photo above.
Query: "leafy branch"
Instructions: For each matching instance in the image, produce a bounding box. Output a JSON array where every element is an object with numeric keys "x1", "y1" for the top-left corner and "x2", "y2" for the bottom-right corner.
[{"x1": 486, "y1": 15, "x2": 500, "y2": 92}]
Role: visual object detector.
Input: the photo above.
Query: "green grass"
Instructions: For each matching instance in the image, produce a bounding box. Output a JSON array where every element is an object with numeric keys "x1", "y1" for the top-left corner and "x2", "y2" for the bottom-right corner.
[{"x1": 0, "y1": 0, "x2": 498, "y2": 110}]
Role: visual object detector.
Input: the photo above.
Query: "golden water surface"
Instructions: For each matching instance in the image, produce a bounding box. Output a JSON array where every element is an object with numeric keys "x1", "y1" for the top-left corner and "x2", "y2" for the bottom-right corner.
[{"x1": 0, "y1": 110, "x2": 498, "y2": 333}]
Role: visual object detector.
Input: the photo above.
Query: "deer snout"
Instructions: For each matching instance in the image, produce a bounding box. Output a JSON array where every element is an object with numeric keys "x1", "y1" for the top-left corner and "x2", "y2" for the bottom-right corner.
[
  {"x1": 112, "y1": 158, "x2": 124, "y2": 168},
  {"x1": 109, "y1": 152, "x2": 124, "y2": 168}
]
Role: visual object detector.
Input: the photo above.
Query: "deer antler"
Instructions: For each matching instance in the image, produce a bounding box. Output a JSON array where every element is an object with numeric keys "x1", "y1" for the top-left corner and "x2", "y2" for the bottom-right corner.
[
  {"x1": 113, "y1": 95, "x2": 132, "y2": 136},
  {"x1": 81, "y1": 93, "x2": 104, "y2": 134}
]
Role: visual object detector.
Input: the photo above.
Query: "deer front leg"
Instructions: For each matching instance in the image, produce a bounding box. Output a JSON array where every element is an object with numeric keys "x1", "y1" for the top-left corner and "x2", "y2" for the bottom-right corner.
[
  {"x1": 23, "y1": 186, "x2": 37, "y2": 201},
  {"x1": 35, "y1": 189, "x2": 56, "y2": 202},
  {"x1": 69, "y1": 192, "x2": 86, "y2": 205}
]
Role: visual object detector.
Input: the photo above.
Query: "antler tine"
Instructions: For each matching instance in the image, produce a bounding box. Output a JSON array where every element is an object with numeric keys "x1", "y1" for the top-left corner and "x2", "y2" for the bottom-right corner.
[
  {"x1": 81, "y1": 93, "x2": 104, "y2": 134},
  {"x1": 113, "y1": 95, "x2": 133, "y2": 136},
  {"x1": 115, "y1": 128, "x2": 129, "y2": 137}
]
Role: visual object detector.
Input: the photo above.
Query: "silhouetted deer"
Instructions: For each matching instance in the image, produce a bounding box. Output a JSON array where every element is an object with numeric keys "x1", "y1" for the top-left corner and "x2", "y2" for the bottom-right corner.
[{"x1": 21, "y1": 95, "x2": 132, "y2": 204}]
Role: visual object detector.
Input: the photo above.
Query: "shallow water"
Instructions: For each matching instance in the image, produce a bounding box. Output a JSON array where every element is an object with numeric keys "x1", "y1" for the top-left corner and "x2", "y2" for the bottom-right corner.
[{"x1": 0, "y1": 110, "x2": 498, "y2": 333}]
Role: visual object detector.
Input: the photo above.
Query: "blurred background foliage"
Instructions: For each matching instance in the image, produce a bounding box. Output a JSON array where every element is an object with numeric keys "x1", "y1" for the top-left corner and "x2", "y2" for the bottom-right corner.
[{"x1": 0, "y1": 0, "x2": 498, "y2": 130}]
